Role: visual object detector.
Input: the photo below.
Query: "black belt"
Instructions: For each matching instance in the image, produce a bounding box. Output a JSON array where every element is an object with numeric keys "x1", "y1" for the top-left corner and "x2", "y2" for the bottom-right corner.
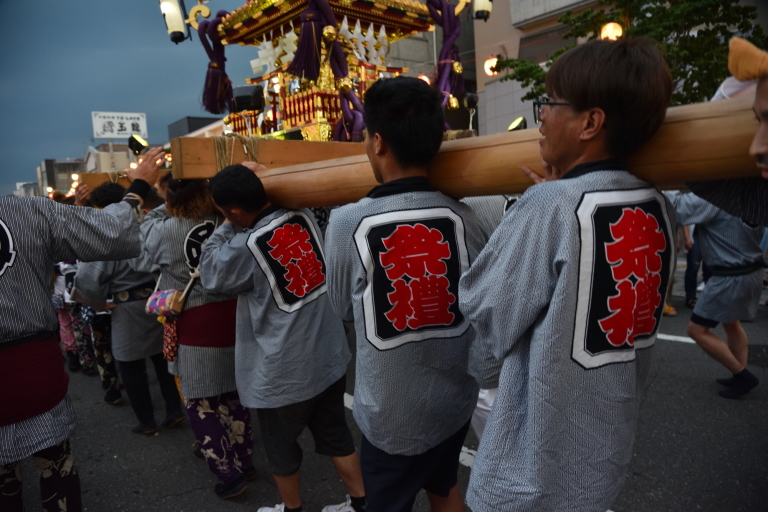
[
  {"x1": 111, "y1": 286, "x2": 154, "y2": 304},
  {"x1": 710, "y1": 259, "x2": 767, "y2": 277},
  {"x1": 0, "y1": 330, "x2": 59, "y2": 350}
]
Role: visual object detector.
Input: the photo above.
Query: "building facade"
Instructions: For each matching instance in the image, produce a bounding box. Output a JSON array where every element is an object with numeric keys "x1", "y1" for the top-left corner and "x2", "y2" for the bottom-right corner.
[{"x1": 36, "y1": 159, "x2": 82, "y2": 195}]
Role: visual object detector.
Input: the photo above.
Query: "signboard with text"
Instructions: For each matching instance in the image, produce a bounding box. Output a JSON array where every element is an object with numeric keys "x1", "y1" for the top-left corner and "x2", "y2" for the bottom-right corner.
[{"x1": 92, "y1": 112, "x2": 148, "y2": 139}]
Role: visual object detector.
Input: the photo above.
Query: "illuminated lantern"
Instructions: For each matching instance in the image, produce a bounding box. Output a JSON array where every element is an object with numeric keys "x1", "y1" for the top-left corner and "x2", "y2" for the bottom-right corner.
[
  {"x1": 600, "y1": 22, "x2": 623, "y2": 41},
  {"x1": 474, "y1": 0, "x2": 493, "y2": 22},
  {"x1": 484, "y1": 56, "x2": 499, "y2": 77},
  {"x1": 158, "y1": 0, "x2": 189, "y2": 44}
]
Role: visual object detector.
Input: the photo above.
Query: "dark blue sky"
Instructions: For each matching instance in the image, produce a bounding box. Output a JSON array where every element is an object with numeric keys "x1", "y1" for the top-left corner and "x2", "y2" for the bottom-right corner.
[{"x1": 0, "y1": 0, "x2": 254, "y2": 194}]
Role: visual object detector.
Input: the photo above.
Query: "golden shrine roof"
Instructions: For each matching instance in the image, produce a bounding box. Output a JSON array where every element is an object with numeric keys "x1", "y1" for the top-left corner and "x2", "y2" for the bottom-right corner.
[{"x1": 218, "y1": 0, "x2": 433, "y2": 45}]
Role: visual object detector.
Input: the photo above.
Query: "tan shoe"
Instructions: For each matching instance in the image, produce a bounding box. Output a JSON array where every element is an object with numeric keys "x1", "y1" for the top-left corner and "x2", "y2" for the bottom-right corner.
[{"x1": 663, "y1": 303, "x2": 677, "y2": 316}]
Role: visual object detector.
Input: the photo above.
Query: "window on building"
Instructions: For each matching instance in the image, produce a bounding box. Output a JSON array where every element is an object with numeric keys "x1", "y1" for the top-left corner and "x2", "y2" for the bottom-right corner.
[{"x1": 518, "y1": 25, "x2": 574, "y2": 65}]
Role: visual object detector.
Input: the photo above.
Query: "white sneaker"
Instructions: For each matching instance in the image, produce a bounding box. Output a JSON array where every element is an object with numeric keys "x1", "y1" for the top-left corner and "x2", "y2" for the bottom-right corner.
[
  {"x1": 258, "y1": 505, "x2": 285, "y2": 512},
  {"x1": 322, "y1": 495, "x2": 356, "y2": 512},
  {"x1": 697, "y1": 282, "x2": 706, "y2": 292}
]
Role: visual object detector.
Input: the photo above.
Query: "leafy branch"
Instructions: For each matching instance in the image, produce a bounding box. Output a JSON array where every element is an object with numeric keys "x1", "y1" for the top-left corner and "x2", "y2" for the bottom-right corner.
[{"x1": 492, "y1": 0, "x2": 767, "y2": 105}]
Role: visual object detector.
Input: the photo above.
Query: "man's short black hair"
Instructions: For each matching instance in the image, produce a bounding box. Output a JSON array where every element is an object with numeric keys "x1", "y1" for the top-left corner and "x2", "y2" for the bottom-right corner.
[
  {"x1": 546, "y1": 38, "x2": 672, "y2": 158},
  {"x1": 89, "y1": 182, "x2": 125, "y2": 208},
  {"x1": 363, "y1": 76, "x2": 445, "y2": 168},
  {"x1": 142, "y1": 187, "x2": 165, "y2": 211},
  {"x1": 208, "y1": 164, "x2": 268, "y2": 213}
]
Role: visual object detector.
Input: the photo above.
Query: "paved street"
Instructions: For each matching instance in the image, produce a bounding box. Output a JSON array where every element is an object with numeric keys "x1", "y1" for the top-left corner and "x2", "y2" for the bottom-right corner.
[{"x1": 20, "y1": 264, "x2": 768, "y2": 512}]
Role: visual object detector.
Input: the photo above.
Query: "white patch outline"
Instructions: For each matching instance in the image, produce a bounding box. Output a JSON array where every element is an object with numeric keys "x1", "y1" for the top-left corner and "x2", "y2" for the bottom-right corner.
[
  {"x1": 0, "y1": 219, "x2": 17, "y2": 277},
  {"x1": 354, "y1": 207, "x2": 470, "y2": 351},
  {"x1": 184, "y1": 220, "x2": 216, "y2": 269},
  {"x1": 247, "y1": 211, "x2": 327, "y2": 313},
  {"x1": 573, "y1": 189, "x2": 674, "y2": 369}
]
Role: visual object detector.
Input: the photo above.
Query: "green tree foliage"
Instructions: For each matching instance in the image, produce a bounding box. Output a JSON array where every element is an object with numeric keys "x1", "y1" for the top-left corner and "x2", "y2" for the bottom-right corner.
[{"x1": 493, "y1": 0, "x2": 767, "y2": 105}]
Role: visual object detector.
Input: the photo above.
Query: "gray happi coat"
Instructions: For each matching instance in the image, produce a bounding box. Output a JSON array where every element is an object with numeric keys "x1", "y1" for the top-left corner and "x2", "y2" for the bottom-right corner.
[
  {"x1": 0, "y1": 194, "x2": 142, "y2": 464},
  {"x1": 133, "y1": 205, "x2": 237, "y2": 399},
  {"x1": 670, "y1": 192, "x2": 764, "y2": 323},
  {"x1": 460, "y1": 165, "x2": 676, "y2": 512},
  {"x1": 325, "y1": 178, "x2": 488, "y2": 456},
  {"x1": 460, "y1": 194, "x2": 516, "y2": 390},
  {"x1": 73, "y1": 259, "x2": 160, "y2": 362},
  {"x1": 200, "y1": 206, "x2": 349, "y2": 409}
]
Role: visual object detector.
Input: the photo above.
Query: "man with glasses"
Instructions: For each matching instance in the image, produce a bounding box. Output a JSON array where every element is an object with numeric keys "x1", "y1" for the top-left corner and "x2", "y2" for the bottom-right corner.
[{"x1": 460, "y1": 39, "x2": 676, "y2": 511}]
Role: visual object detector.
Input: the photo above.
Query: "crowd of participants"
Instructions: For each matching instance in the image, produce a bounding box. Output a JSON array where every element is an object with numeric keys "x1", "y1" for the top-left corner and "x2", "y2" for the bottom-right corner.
[{"x1": 2, "y1": 36, "x2": 768, "y2": 512}]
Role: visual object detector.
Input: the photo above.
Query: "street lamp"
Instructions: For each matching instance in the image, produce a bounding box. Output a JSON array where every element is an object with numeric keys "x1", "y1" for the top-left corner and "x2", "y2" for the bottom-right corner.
[
  {"x1": 508, "y1": 116, "x2": 527, "y2": 131},
  {"x1": 600, "y1": 22, "x2": 623, "y2": 41},
  {"x1": 159, "y1": 0, "x2": 191, "y2": 44}
]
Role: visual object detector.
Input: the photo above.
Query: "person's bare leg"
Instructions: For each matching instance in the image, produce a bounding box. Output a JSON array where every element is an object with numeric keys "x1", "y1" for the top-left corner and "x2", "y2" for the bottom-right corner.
[
  {"x1": 687, "y1": 322, "x2": 745, "y2": 373},
  {"x1": 330, "y1": 453, "x2": 365, "y2": 498},
  {"x1": 722, "y1": 320, "x2": 749, "y2": 367},
  {"x1": 426, "y1": 484, "x2": 465, "y2": 512},
  {"x1": 273, "y1": 471, "x2": 302, "y2": 509}
]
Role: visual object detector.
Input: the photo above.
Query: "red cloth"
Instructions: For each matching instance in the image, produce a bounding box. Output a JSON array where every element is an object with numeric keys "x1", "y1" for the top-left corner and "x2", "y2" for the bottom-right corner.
[
  {"x1": 177, "y1": 300, "x2": 237, "y2": 348},
  {"x1": 0, "y1": 338, "x2": 69, "y2": 427}
]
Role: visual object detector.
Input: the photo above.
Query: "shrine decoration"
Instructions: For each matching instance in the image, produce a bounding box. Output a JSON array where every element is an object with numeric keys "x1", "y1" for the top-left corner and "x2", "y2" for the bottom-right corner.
[{"x1": 191, "y1": 0, "x2": 438, "y2": 141}]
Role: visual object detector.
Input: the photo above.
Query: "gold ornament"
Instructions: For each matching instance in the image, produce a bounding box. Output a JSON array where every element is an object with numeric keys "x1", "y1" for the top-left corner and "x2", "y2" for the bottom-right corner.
[
  {"x1": 339, "y1": 78, "x2": 354, "y2": 93},
  {"x1": 322, "y1": 25, "x2": 337, "y2": 42},
  {"x1": 223, "y1": 116, "x2": 231, "y2": 125},
  {"x1": 452, "y1": 61, "x2": 463, "y2": 74},
  {"x1": 447, "y1": 95, "x2": 459, "y2": 110}
]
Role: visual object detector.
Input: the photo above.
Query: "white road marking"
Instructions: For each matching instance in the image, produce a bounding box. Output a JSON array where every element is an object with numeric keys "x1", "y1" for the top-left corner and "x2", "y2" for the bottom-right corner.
[
  {"x1": 658, "y1": 333, "x2": 696, "y2": 344},
  {"x1": 342, "y1": 332, "x2": 695, "y2": 470}
]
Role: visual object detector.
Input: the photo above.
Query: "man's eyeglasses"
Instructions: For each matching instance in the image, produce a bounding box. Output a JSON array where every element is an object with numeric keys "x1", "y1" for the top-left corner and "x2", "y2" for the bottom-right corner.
[{"x1": 532, "y1": 97, "x2": 572, "y2": 124}]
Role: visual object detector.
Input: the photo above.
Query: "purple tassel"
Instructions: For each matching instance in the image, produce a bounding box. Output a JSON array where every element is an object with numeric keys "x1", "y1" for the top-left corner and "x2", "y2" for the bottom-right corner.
[
  {"x1": 292, "y1": 0, "x2": 366, "y2": 141},
  {"x1": 427, "y1": 0, "x2": 464, "y2": 110},
  {"x1": 199, "y1": 11, "x2": 233, "y2": 114},
  {"x1": 286, "y1": 9, "x2": 323, "y2": 81}
]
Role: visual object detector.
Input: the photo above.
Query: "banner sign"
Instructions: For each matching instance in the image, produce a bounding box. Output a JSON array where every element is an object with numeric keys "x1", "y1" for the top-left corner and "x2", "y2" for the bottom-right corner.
[{"x1": 92, "y1": 112, "x2": 148, "y2": 139}]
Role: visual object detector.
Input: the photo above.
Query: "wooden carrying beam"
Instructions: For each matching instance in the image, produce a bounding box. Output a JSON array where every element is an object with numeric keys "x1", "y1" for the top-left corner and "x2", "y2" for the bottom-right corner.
[
  {"x1": 79, "y1": 171, "x2": 171, "y2": 193},
  {"x1": 171, "y1": 138, "x2": 367, "y2": 179},
  {"x1": 231, "y1": 94, "x2": 757, "y2": 209},
  {"x1": 118, "y1": 94, "x2": 755, "y2": 209},
  {"x1": 80, "y1": 173, "x2": 132, "y2": 191}
]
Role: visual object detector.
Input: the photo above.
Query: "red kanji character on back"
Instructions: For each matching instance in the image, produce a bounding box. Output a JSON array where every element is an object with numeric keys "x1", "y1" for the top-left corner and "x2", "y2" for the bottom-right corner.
[
  {"x1": 380, "y1": 224, "x2": 451, "y2": 280},
  {"x1": 284, "y1": 262, "x2": 308, "y2": 297},
  {"x1": 407, "y1": 275, "x2": 455, "y2": 329},
  {"x1": 267, "y1": 222, "x2": 325, "y2": 297},
  {"x1": 295, "y1": 252, "x2": 324, "y2": 293},
  {"x1": 599, "y1": 280, "x2": 636, "y2": 346},
  {"x1": 380, "y1": 223, "x2": 456, "y2": 332},
  {"x1": 633, "y1": 271, "x2": 662, "y2": 336},
  {"x1": 598, "y1": 207, "x2": 667, "y2": 347},
  {"x1": 385, "y1": 279, "x2": 414, "y2": 331},
  {"x1": 268, "y1": 223, "x2": 314, "y2": 265},
  {"x1": 605, "y1": 208, "x2": 666, "y2": 281}
]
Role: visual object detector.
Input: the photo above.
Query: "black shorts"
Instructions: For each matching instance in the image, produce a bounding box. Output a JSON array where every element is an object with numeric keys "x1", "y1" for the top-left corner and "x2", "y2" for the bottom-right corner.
[
  {"x1": 360, "y1": 421, "x2": 470, "y2": 512},
  {"x1": 256, "y1": 375, "x2": 355, "y2": 476},
  {"x1": 691, "y1": 312, "x2": 719, "y2": 328}
]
